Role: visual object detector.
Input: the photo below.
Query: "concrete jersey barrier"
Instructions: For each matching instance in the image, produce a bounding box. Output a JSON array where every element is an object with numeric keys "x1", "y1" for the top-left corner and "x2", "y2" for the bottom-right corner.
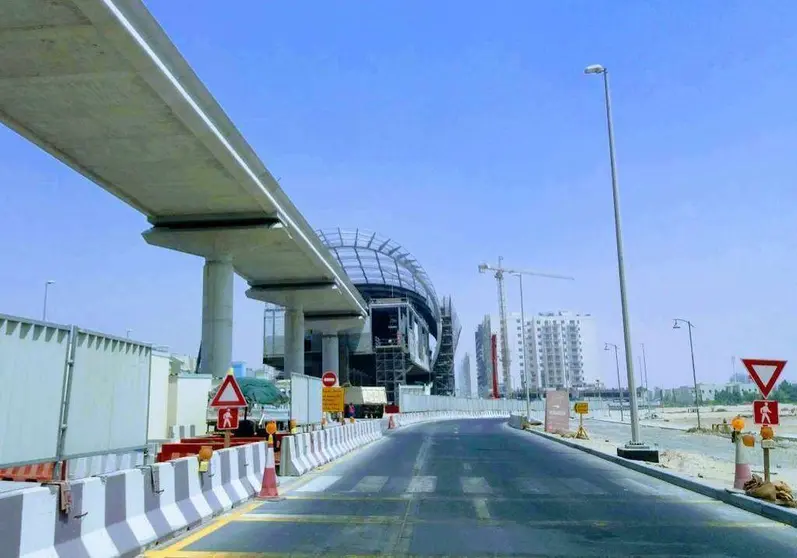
[
  {"x1": 281, "y1": 420, "x2": 382, "y2": 477},
  {"x1": 1, "y1": 442, "x2": 265, "y2": 558},
  {"x1": 280, "y1": 411, "x2": 509, "y2": 477}
]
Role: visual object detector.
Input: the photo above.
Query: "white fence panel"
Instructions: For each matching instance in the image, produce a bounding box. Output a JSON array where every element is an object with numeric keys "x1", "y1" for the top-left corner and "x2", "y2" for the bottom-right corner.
[
  {"x1": 290, "y1": 373, "x2": 323, "y2": 425},
  {"x1": 0, "y1": 315, "x2": 70, "y2": 466},
  {"x1": 307, "y1": 376, "x2": 322, "y2": 425},
  {"x1": 62, "y1": 329, "x2": 152, "y2": 459},
  {"x1": 398, "y1": 393, "x2": 527, "y2": 413}
]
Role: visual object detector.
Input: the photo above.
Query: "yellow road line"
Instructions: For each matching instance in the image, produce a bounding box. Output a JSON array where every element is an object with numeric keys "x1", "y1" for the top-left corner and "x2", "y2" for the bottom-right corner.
[
  {"x1": 145, "y1": 500, "x2": 262, "y2": 557},
  {"x1": 147, "y1": 436, "x2": 387, "y2": 556},
  {"x1": 280, "y1": 493, "x2": 721, "y2": 504},
  {"x1": 228, "y1": 513, "x2": 788, "y2": 529},
  {"x1": 147, "y1": 552, "x2": 405, "y2": 558},
  {"x1": 238, "y1": 513, "x2": 399, "y2": 524}
]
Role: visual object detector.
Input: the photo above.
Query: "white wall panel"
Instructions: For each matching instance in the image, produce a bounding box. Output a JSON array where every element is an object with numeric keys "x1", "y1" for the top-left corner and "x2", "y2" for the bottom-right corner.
[
  {"x1": 398, "y1": 393, "x2": 527, "y2": 413},
  {"x1": 290, "y1": 373, "x2": 323, "y2": 425},
  {"x1": 62, "y1": 329, "x2": 152, "y2": 458},
  {"x1": 0, "y1": 315, "x2": 69, "y2": 466},
  {"x1": 147, "y1": 352, "x2": 171, "y2": 441}
]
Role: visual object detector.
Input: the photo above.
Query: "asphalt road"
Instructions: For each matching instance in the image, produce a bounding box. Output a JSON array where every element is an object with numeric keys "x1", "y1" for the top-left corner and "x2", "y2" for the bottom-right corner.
[{"x1": 152, "y1": 418, "x2": 796, "y2": 557}]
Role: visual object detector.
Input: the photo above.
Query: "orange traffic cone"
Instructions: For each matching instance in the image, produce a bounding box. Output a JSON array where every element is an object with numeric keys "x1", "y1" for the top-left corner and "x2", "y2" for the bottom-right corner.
[
  {"x1": 388, "y1": 415, "x2": 396, "y2": 430},
  {"x1": 257, "y1": 436, "x2": 280, "y2": 500}
]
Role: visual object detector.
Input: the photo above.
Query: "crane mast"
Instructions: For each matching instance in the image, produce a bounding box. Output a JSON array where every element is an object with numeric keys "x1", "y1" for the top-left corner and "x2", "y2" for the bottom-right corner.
[
  {"x1": 495, "y1": 256, "x2": 511, "y2": 394},
  {"x1": 478, "y1": 259, "x2": 575, "y2": 399}
]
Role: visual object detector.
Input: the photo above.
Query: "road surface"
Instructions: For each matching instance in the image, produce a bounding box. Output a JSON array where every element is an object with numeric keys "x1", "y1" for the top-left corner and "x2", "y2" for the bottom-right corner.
[{"x1": 149, "y1": 418, "x2": 795, "y2": 557}]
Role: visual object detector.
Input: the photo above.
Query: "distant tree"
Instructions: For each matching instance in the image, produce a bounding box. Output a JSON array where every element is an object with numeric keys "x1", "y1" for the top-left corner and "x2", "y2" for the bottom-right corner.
[
  {"x1": 771, "y1": 381, "x2": 797, "y2": 403},
  {"x1": 714, "y1": 389, "x2": 742, "y2": 405}
]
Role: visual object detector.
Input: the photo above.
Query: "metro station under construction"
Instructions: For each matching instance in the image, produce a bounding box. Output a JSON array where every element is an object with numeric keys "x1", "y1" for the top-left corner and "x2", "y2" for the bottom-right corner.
[{"x1": 263, "y1": 228, "x2": 461, "y2": 404}]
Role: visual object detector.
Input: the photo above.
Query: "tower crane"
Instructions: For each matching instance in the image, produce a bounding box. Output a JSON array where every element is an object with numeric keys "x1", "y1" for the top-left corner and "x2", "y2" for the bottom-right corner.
[{"x1": 478, "y1": 258, "x2": 574, "y2": 399}]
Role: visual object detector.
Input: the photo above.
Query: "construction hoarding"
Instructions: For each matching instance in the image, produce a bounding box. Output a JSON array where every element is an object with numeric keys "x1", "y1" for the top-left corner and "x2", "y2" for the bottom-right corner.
[
  {"x1": 290, "y1": 373, "x2": 323, "y2": 425},
  {"x1": 0, "y1": 313, "x2": 152, "y2": 468}
]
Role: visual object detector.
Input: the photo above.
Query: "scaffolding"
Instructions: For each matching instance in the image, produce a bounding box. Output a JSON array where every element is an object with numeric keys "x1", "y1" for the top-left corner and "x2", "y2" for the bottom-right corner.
[
  {"x1": 375, "y1": 342, "x2": 408, "y2": 404},
  {"x1": 432, "y1": 296, "x2": 460, "y2": 396}
]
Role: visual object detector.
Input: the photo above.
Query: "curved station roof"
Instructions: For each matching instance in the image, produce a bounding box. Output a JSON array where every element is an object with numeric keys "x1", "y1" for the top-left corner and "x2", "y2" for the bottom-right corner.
[{"x1": 317, "y1": 228, "x2": 441, "y2": 338}]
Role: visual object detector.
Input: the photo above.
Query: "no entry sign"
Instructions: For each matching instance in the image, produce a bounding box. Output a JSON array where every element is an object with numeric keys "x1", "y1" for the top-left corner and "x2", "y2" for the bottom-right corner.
[{"x1": 322, "y1": 371, "x2": 338, "y2": 387}]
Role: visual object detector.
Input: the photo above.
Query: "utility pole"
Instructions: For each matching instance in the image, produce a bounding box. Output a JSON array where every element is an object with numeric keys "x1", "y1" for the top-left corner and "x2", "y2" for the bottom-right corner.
[{"x1": 478, "y1": 261, "x2": 574, "y2": 412}]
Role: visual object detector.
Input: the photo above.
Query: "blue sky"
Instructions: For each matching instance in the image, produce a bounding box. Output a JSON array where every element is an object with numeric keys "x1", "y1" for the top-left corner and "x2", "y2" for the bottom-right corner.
[{"x1": 1, "y1": 1, "x2": 796, "y2": 390}]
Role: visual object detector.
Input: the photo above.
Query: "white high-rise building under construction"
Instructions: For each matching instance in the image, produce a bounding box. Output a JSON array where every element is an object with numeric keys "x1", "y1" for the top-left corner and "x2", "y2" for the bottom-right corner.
[{"x1": 489, "y1": 310, "x2": 598, "y2": 391}]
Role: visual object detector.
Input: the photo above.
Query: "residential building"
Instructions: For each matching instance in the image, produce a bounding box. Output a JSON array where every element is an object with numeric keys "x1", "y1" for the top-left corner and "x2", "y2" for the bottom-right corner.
[
  {"x1": 458, "y1": 352, "x2": 473, "y2": 397},
  {"x1": 474, "y1": 316, "x2": 494, "y2": 398},
  {"x1": 485, "y1": 310, "x2": 598, "y2": 392}
]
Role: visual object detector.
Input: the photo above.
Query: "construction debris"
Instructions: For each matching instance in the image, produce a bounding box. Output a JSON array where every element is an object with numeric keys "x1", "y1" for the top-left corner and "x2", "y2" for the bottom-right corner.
[{"x1": 743, "y1": 474, "x2": 796, "y2": 507}]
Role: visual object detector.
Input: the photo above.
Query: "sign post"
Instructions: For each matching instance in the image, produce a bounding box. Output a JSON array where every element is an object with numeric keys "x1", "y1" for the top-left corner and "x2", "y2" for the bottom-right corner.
[
  {"x1": 574, "y1": 402, "x2": 589, "y2": 440},
  {"x1": 742, "y1": 358, "x2": 787, "y2": 483},
  {"x1": 209, "y1": 373, "x2": 248, "y2": 448}
]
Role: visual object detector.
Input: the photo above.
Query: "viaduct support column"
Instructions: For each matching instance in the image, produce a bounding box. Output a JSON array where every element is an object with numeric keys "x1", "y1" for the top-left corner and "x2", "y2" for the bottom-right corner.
[
  {"x1": 284, "y1": 306, "x2": 305, "y2": 376},
  {"x1": 200, "y1": 257, "x2": 234, "y2": 378},
  {"x1": 321, "y1": 334, "x2": 340, "y2": 377}
]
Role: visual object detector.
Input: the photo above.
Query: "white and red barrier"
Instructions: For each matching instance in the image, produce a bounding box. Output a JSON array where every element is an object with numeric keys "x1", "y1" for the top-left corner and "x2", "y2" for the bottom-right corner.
[
  {"x1": 280, "y1": 420, "x2": 382, "y2": 476},
  {"x1": 0, "y1": 442, "x2": 265, "y2": 558}
]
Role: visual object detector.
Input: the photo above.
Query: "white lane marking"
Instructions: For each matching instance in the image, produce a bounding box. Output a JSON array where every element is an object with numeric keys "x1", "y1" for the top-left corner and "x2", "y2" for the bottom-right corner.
[
  {"x1": 461, "y1": 476, "x2": 492, "y2": 494},
  {"x1": 407, "y1": 476, "x2": 437, "y2": 493},
  {"x1": 473, "y1": 498, "x2": 490, "y2": 519},
  {"x1": 350, "y1": 476, "x2": 389, "y2": 493},
  {"x1": 560, "y1": 477, "x2": 607, "y2": 495},
  {"x1": 515, "y1": 477, "x2": 550, "y2": 494},
  {"x1": 294, "y1": 475, "x2": 343, "y2": 493}
]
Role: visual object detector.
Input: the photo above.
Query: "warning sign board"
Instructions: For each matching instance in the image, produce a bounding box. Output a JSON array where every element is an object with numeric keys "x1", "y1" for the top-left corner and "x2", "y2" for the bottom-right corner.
[
  {"x1": 322, "y1": 387, "x2": 345, "y2": 413},
  {"x1": 574, "y1": 402, "x2": 589, "y2": 414},
  {"x1": 216, "y1": 407, "x2": 240, "y2": 430},
  {"x1": 753, "y1": 400, "x2": 779, "y2": 426},
  {"x1": 209, "y1": 374, "x2": 247, "y2": 408},
  {"x1": 741, "y1": 359, "x2": 786, "y2": 398}
]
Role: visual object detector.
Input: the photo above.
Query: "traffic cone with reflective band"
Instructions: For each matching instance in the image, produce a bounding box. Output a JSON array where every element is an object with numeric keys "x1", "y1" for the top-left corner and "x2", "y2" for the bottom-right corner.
[
  {"x1": 733, "y1": 432, "x2": 752, "y2": 489},
  {"x1": 257, "y1": 437, "x2": 279, "y2": 500}
]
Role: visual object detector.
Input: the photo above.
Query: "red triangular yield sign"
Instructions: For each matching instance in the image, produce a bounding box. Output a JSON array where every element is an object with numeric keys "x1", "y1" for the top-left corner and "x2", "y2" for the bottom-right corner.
[
  {"x1": 209, "y1": 374, "x2": 248, "y2": 408},
  {"x1": 741, "y1": 358, "x2": 787, "y2": 399}
]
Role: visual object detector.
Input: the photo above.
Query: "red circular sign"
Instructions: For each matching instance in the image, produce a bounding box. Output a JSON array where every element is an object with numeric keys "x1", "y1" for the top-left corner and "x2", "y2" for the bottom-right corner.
[{"x1": 322, "y1": 371, "x2": 337, "y2": 387}]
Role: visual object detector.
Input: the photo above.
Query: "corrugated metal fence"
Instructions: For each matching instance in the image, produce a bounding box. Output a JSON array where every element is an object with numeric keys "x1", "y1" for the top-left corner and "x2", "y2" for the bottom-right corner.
[
  {"x1": 0, "y1": 314, "x2": 152, "y2": 474},
  {"x1": 398, "y1": 392, "x2": 532, "y2": 413}
]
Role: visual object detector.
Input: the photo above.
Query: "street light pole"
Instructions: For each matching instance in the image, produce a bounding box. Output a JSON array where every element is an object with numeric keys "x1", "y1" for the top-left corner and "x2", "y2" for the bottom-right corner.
[
  {"x1": 604, "y1": 342, "x2": 623, "y2": 422},
  {"x1": 515, "y1": 274, "x2": 532, "y2": 420},
  {"x1": 673, "y1": 318, "x2": 701, "y2": 429},
  {"x1": 42, "y1": 280, "x2": 55, "y2": 321},
  {"x1": 585, "y1": 64, "x2": 643, "y2": 447},
  {"x1": 641, "y1": 342, "x2": 650, "y2": 414}
]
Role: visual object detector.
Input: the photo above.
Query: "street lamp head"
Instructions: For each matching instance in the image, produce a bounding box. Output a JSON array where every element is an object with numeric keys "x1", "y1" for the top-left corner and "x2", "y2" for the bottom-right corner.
[
  {"x1": 584, "y1": 64, "x2": 606, "y2": 75},
  {"x1": 672, "y1": 320, "x2": 681, "y2": 330},
  {"x1": 603, "y1": 343, "x2": 611, "y2": 351},
  {"x1": 46, "y1": 280, "x2": 55, "y2": 285},
  {"x1": 478, "y1": 263, "x2": 488, "y2": 273}
]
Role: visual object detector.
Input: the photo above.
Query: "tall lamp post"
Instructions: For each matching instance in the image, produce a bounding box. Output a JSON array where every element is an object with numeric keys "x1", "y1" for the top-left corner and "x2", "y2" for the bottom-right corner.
[
  {"x1": 514, "y1": 273, "x2": 532, "y2": 420},
  {"x1": 641, "y1": 342, "x2": 650, "y2": 415},
  {"x1": 585, "y1": 63, "x2": 654, "y2": 460},
  {"x1": 673, "y1": 318, "x2": 701, "y2": 430},
  {"x1": 42, "y1": 280, "x2": 55, "y2": 321},
  {"x1": 604, "y1": 342, "x2": 624, "y2": 422}
]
